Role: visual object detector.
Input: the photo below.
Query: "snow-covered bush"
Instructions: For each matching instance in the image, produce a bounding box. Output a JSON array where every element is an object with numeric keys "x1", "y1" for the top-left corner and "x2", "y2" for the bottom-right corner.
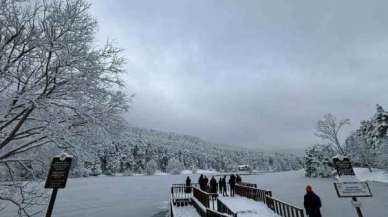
[
  {"x1": 304, "y1": 144, "x2": 336, "y2": 177},
  {"x1": 167, "y1": 158, "x2": 184, "y2": 175},
  {"x1": 145, "y1": 159, "x2": 158, "y2": 175},
  {"x1": 122, "y1": 170, "x2": 133, "y2": 176}
]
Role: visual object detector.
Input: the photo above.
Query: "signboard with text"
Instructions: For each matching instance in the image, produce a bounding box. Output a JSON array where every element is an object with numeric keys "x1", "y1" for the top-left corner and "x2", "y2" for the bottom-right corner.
[
  {"x1": 45, "y1": 156, "x2": 72, "y2": 189},
  {"x1": 333, "y1": 157, "x2": 355, "y2": 176},
  {"x1": 334, "y1": 181, "x2": 372, "y2": 198}
]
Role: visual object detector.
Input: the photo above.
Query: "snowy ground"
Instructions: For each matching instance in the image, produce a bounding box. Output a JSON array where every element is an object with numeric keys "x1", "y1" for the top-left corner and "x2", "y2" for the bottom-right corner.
[
  {"x1": 2, "y1": 169, "x2": 387, "y2": 217},
  {"x1": 218, "y1": 196, "x2": 279, "y2": 217},
  {"x1": 354, "y1": 167, "x2": 388, "y2": 183}
]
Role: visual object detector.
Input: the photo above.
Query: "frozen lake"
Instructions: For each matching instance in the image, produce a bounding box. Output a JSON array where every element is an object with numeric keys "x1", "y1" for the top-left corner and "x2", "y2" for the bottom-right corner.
[{"x1": 4, "y1": 170, "x2": 388, "y2": 217}]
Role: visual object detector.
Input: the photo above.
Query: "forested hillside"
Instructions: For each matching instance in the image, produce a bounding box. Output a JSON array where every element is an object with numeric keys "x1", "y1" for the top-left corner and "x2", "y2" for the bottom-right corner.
[{"x1": 73, "y1": 127, "x2": 303, "y2": 176}]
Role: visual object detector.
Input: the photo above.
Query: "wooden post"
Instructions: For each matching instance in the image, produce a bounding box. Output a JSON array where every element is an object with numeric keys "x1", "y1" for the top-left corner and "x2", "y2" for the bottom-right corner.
[
  {"x1": 352, "y1": 197, "x2": 364, "y2": 217},
  {"x1": 46, "y1": 188, "x2": 58, "y2": 217}
]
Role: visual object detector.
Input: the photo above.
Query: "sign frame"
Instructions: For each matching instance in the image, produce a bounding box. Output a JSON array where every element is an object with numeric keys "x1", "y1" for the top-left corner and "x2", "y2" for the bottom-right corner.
[
  {"x1": 45, "y1": 155, "x2": 72, "y2": 189},
  {"x1": 332, "y1": 157, "x2": 355, "y2": 176},
  {"x1": 333, "y1": 181, "x2": 372, "y2": 198}
]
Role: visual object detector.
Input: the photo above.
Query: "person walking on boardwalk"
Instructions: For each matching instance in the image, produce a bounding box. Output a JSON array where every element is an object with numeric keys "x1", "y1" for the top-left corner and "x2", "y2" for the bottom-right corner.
[
  {"x1": 222, "y1": 176, "x2": 228, "y2": 196},
  {"x1": 236, "y1": 174, "x2": 242, "y2": 183},
  {"x1": 229, "y1": 174, "x2": 236, "y2": 196},
  {"x1": 198, "y1": 174, "x2": 204, "y2": 190},
  {"x1": 185, "y1": 176, "x2": 191, "y2": 193},
  {"x1": 210, "y1": 176, "x2": 218, "y2": 194},
  {"x1": 304, "y1": 185, "x2": 322, "y2": 217}
]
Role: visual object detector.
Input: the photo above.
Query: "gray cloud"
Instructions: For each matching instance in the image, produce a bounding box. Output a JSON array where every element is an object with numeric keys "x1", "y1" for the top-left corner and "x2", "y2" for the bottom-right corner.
[{"x1": 90, "y1": 0, "x2": 388, "y2": 149}]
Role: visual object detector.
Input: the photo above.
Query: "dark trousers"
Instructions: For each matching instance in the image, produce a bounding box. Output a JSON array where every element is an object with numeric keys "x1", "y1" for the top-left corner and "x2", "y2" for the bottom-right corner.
[{"x1": 230, "y1": 184, "x2": 235, "y2": 196}]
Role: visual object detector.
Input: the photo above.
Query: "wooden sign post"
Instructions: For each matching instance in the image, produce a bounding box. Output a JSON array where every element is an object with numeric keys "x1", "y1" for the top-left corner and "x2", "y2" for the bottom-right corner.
[
  {"x1": 45, "y1": 153, "x2": 73, "y2": 217},
  {"x1": 332, "y1": 156, "x2": 372, "y2": 217}
]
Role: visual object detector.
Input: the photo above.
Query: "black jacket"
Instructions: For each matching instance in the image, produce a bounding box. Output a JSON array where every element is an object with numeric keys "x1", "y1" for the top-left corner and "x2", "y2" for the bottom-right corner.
[
  {"x1": 304, "y1": 192, "x2": 322, "y2": 217},
  {"x1": 229, "y1": 175, "x2": 236, "y2": 185},
  {"x1": 210, "y1": 178, "x2": 218, "y2": 193}
]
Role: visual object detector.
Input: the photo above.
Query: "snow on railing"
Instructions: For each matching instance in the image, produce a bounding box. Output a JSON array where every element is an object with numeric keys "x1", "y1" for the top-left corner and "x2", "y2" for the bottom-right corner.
[
  {"x1": 235, "y1": 183, "x2": 272, "y2": 202},
  {"x1": 193, "y1": 187, "x2": 218, "y2": 209},
  {"x1": 192, "y1": 196, "x2": 234, "y2": 217},
  {"x1": 238, "y1": 182, "x2": 257, "y2": 188},
  {"x1": 235, "y1": 183, "x2": 305, "y2": 217},
  {"x1": 216, "y1": 198, "x2": 237, "y2": 217},
  {"x1": 265, "y1": 196, "x2": 304, "y2": 217}
]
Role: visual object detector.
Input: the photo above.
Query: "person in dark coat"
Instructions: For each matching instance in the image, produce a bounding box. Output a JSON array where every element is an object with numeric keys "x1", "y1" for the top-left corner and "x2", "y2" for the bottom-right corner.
[
  {"x1": 218, "y1": 177, "x2": 223, "y2": 193},
  {"x1": 185, "y1": 176, "x2": 191, "y2": 193},
  {"x1": 222, "y1": 176, "x2": 228, "y2": 196},
  {"x1": 236, "y1": 175, "x2": 242, "y2": 183},
  {"x1": 304, "y1": 185, "x2": 322, "y2": 217},
  {"x1": 198, "y1": 174, "x2": 204, "y2": 190},
  {"x1": 204, "y1": 176, "x2": 209, "y2": 192},
  {"x1": 210, "y1": 176, "x2": 218, "y2": 194},
  {"x1": 229, "y1": 174, "x2": 236, "y2": 196}
]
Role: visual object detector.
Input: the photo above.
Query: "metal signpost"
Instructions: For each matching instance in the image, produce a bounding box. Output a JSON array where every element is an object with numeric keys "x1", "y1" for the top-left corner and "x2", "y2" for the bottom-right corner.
[
  {"x1": 332, "y1": 156, "x2": 372, "y2": 217},
  {"x1": 45, "y1": 153, "x2": 73, "y2": 217}
]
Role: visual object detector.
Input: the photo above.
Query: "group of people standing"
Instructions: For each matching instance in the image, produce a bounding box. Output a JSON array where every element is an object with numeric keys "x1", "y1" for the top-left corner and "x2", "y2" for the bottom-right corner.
[{"x1": 187, "y1": 174, "x2": 242, "y2": 197}]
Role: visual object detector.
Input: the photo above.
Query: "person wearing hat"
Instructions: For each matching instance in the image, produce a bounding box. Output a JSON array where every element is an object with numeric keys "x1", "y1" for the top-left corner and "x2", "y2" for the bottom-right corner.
[{"x1": 304, "y1": 185, "x2": 322, "y2": 217}]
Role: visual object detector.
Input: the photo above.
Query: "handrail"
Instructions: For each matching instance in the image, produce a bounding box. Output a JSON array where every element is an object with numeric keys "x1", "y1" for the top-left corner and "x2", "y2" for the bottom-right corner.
[
  {"x1": 207, "y1": 208, "x2": 233, "y2": 217},
  {"x1": 235, "y1": 184, "x2": 272, "y2": 202},
  {"x1": 170, "y1": 198, "x2": 175, "y2": 217},
  {"x1": 216, "y1": 198, "x2": 237, "y2": 217},
  {"x1": 192, "y1": 196, "x2": 207, "y2": 217},
  {"x1": 238, "y1": 182, "x2": 257, "y2": 188},
  {"x1": 192, "y1": 187, "x2": 218, "y2": 209},
  {"x1": 265, "y1": 196, "x2": 304, "y2": 217},
  {"x1": 171, "y1": 185, "x2": 192, "y2": 201}
]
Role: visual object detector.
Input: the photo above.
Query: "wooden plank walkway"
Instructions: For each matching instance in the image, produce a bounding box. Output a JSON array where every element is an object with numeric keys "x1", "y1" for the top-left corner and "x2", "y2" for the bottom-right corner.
[
  {"x1": 218, "y1": 196, "x2": 280, "y2": 217},
  {"x1": 170, "y1": 181, "x2": 304, "y2": 217},
  {"x1": 173, "y1": 205, "x2": 201, "y2": 217}
]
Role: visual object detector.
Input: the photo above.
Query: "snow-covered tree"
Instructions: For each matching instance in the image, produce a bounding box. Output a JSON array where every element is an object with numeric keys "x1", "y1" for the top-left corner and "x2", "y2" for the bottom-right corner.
[
  {"x1": 346, "y1": 104, "x2": 388, "y2": 172},
  {"x1": 145, "y1": 159, "x2": 158, "y2": 175},
  {"x1": 315, "y1": 113, "x2": 350, "y2": 155},
  {"x1": 166, "y1": 158, "x2": 184, "y2": 175},
  {"x1": 304, "y1": 144, "x2": 336, "y2": 177},
  {"x1": 0, "y1": 0, "x2": 129, "y2": 215}
]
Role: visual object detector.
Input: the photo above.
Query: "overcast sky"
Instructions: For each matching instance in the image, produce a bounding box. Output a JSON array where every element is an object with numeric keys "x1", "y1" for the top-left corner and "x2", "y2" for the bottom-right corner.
[{"x1": 91, "y1": 0, "x2": 388, "y2": 150}]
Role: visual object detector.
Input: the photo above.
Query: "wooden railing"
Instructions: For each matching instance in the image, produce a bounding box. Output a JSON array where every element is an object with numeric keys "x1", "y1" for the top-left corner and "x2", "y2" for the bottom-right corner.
[
  {"x1": 170, "y1": 198, "x2": 175, "y2": 217},
  {"x1": 172, "y1": 183, "x2": 199, "y2": 188},
  {"x1": 217, "y1": 198, "x2": 237, "y2": 217},
  {"x1": 239, "y1": 182, "x2": 257, "y2": 188},
  {"x1": 193, "y1": 187, "x2": 218, "y2": 209},
  {"x1": 207, "y1": 209, "x2": 232, "y2": 217},
  {"x1": 171, "y1": 184, "x2": 198, "y2": 207},
  {"x1": 235, "y1": 184, "x2": 272, "y2": 202},
  {"x1": 192, "y1": 196, "x2": 234, "y2": 217},
  {"x1": 192, "y1": 196, "x2": 207, "y2": 217},
  {"x1": 265, "y1": 196, "x2": 304, "y2": 217},
  {"x1": 171, "y1": 182, "x2": 304, "y2": 217}
]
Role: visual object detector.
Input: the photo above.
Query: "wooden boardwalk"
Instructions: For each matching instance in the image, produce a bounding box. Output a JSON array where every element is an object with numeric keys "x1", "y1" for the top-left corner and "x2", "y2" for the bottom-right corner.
[{"x1": 170, "y1": 182, "x2": 305, "y2": 217}]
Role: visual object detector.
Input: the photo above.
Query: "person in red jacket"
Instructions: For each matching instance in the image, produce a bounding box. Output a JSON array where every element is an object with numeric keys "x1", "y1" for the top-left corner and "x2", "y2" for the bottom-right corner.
[{"x1": 304, "y1": 185, "x2": 322, "y2": 217}]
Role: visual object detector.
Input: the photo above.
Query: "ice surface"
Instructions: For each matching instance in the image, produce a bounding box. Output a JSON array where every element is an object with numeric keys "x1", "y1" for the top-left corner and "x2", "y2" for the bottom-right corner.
[{"x1": 2, "y1": 170, "x2": 387, "y2": 217}]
